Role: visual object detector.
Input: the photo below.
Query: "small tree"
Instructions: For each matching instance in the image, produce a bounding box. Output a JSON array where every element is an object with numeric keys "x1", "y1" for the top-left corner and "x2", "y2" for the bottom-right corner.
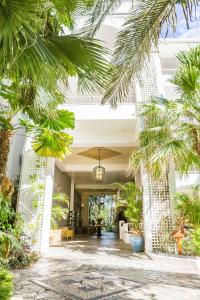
[{"x1": 116, "y1": 182, "x2": 143, "y2": 233}]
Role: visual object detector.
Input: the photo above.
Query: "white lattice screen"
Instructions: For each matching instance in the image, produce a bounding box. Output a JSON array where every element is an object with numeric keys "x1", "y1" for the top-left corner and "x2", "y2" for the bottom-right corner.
[
  {"x1": 18, "y1": 139, "x2": 54, "y2": 253},
  {"x1": 138, "y1": 54, "x2": 175, "y2": 253}
]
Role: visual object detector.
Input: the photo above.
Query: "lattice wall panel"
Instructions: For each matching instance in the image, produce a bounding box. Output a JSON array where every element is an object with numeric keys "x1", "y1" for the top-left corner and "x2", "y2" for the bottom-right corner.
[
  {"x1": 148, "y1": 174, "x2": 175, "y2": 253},
  {"x1": 139, "y1": 54, "x2": 175, "y2": 253},
  {"x1": 18, "y1": 143, "x2": 54, "y2": 253}
]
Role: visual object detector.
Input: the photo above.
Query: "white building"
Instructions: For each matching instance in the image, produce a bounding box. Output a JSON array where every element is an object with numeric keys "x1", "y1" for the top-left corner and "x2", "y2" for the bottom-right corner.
[{"x1": 9, "y1": 19, "x2": 200, "y2": 254}]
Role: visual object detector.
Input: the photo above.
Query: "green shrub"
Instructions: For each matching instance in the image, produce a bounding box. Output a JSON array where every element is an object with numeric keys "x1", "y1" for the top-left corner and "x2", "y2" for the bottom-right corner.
[
  {"x1": 0, "y1": 191, "x2": 38, "y2": 269},
  {"x1": 8, "y1": 249, "x2": 38, "y2": 269},
  {"x1": 0, "y1": 258, "x2": 9, "y2": 269},
  {"x1": 175, "y1": 187, "x2": 200, "y2": 228},
  {"x1": 0, "y1": 269, "x2": 13, "y2": 300},
  {"x1": 183, "y1": 228, "x2": 200, "y2": 256}
]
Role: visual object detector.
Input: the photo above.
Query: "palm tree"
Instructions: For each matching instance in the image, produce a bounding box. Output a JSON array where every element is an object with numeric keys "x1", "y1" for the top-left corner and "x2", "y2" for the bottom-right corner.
[
  {"x1": 130, "y1": 45, "x2": 200, "y2": 178},
  {"x1": 0, "y1": 0, "x2": 111, "y2": 185},
  {"x1": 85, "y1": 0, "x2": 200, "y2": 106},
  {"x1": 0, "y1": 81, "x2": 75, "y2": 179},
  {"x1": 0, "y1": 0, "x2": 110, "y2": 94}
]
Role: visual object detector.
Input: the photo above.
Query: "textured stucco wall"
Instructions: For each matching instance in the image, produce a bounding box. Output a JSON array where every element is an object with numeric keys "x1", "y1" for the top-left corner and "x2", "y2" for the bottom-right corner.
[
  {"x1": 53, "y1": 166, "x2": 71, "y2": 195},
  {"x1": 53, "y1": 166, "x2": 71, "y2": 227}
]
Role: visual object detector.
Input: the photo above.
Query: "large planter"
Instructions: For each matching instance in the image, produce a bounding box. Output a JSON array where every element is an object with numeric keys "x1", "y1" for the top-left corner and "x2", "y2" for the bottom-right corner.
[{"x1": 130, "y1": 235, "x2": 144, "y2": 252}]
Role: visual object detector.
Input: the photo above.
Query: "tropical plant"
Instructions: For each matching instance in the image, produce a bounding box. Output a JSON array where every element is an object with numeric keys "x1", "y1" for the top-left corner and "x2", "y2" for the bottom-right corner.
[
  {"x1": 175, "y1": 186, "x2": 200, "y2": 228},
  {"x1": 0, "y1": 0, "x2": 110, "y2": 93},
  {"x1": 115, "y1": 182, "x2": 143, "y2": 232},
  {"x1": 0, "y1": 269, "x2": 13, "y2": 300},
  {"x1": 183, "y1": 227, "x2": 200, "y2": 256},
  {"x1": 130, "y1": 45, "x2": 200, "y2": 178},
  {"x1": 85, "y1": 0, "x2": 200, "y2": 106},
  {"x1": 51, "y1": 193, "x2": 69, "y2": 229},
  {"x1": 0, "y1": 0, "x2": 111, "y2": 186},
  {"x1": 0, "y1": 189, "x2": 37, "y2": 268}
]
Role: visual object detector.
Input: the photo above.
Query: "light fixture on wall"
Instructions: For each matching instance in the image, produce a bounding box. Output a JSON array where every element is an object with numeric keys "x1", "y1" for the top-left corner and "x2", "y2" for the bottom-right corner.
[{"x1": 93, "y1": 148, "x2": 105, "y2": 183}]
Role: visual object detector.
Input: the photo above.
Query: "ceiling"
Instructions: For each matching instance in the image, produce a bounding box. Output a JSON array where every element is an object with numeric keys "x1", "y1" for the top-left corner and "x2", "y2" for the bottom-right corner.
[
  {"x1": 56, "y1": 146, "x2": 135, "y2": 188},
  {"x1": 56, "y1": 146, "x2": 135, "y2": 172},
  {"x1": 78, "y1": 147, "x2": 121, "y2": 161},
  {"x1": 68, "y1": 170, "x2": 133, "y2": 186}
]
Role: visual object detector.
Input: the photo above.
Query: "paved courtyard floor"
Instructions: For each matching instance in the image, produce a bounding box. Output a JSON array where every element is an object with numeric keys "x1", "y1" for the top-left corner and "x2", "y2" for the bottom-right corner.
[{"x1": 12, "y1": 232, "x2": 200, "y2": 300}]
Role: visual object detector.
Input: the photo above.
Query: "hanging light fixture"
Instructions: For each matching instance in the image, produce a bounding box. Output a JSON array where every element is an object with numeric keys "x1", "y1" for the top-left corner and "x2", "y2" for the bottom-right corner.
[{"x1": 93, "y1": 148, "x2": 105, "y2": 182}]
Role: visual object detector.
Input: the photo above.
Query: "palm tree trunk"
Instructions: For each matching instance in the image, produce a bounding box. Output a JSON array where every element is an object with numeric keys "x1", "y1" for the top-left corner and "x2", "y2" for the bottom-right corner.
[
  {"x1": 0, "y1": 129, "x2": 11, "y2": 177},
  {"x1": 0, "y1": 129, "x2": 14, "y2": 198},
  {"x1": 191, "y1": 128, "x2": 200, "y2": 156}
]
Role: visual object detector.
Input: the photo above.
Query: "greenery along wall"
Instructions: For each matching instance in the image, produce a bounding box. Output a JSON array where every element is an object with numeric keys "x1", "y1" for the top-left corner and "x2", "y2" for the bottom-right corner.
[{"x1": 88, "y1": 195, "x2": 116, "y2": 231}]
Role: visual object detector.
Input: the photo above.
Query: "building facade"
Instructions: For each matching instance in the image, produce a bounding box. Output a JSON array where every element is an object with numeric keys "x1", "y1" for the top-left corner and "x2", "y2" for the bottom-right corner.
[{"x1": 9, "y1": 20, "x2": 199, "y2": 253}]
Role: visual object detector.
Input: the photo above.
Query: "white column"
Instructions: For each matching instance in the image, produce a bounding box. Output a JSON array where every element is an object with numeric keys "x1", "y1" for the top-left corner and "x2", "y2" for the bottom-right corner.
[
  {"x1": 17, "y1": 138, "x2": 55, "y2": 253},
  {"x1": 70, "y1": 177, "x2": 75, "y2": 211},
  {"x1": 137, "y1": 53, "x2": 175, "y2": 254}
]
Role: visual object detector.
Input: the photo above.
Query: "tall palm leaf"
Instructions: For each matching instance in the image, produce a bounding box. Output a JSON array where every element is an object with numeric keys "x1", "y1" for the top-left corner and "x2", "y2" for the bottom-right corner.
[
  {"x1": 86, "y1": 0, "x2": 199, "y2": 106},
  {"x1": 1, "y1": 0, "x2": 111, "y2": 96}
]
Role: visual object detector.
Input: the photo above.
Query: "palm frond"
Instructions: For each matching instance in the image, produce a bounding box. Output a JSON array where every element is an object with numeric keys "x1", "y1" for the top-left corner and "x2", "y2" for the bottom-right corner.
[
  {"x1": 130, "y1": 60, "x2": 200, "y2": 178},
  {"x1": 52, "y1": 193, "x2": 69, "y2": 204},
  {"x1": 32, "y1": 129, "x2": 73, "y2": 159},
  {"x1": 46, "y1": 35, "x2": 111, "y2": 94},
  {"x1": 177, "y1": 46, "x2": 200, "y2": 69},
  {"x1": 51, "y1": 206, "x2": 68, "y2": 229},
  {"x1": 51, "y1": 0, "x2": 89, "y2": 29},
  {"x1": 38, "y1": 110, "x2": 75, "y2": 131},
  {"x1": 7, "y1": 34, "x2": 111, "y2": 95},
  {"x1": 173, "y1": 66, "x2": 200, "y2": 99},
  {"x1": 0, "y1": 115, "x2": 13, "y2": 130},
  {"x1": 102, "y1": 0, "x2": 199, "y2": 106},
  {"x1": 0, "y1": 0, "x2": 46, "y2": 73},
  {"x1": 85, "y1": 0, "x2": 128, "y2": 37},
  {"x1": 1, "y1": 1, "x2": 111, "y2": 95}
]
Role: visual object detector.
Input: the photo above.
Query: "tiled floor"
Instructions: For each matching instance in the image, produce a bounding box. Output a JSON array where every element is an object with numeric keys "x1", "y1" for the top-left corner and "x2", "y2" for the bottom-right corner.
[{"x1": 12, "y1": 232, "x2": 200, "y2": 300}]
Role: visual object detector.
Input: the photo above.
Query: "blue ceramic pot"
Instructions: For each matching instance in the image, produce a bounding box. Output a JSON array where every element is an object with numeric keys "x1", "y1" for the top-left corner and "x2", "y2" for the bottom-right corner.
[{"x1": 130, "y1": 235, "x2": 144, "y2": 252}]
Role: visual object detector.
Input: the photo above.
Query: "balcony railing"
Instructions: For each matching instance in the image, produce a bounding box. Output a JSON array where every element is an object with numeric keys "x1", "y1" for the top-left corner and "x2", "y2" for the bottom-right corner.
[
  {"x1": 64, "y1": 94, "x2": 136, "y2": 105},
  {"x1": 162, "y1": 69, "x2": 176, "y2": 76}
]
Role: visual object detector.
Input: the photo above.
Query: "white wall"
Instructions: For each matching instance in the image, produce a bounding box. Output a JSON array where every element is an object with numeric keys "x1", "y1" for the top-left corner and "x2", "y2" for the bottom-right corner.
[
  {"x1": 7, "y1": 125, "x2": 25, "y2": 179},
  {"x1": 175, "y1": 172, "x2": 200, "y2": 193}
]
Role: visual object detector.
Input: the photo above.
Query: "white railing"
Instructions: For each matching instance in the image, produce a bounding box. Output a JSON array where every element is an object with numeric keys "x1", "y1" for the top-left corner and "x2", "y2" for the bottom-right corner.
[
  {"x1": 64, "y1": 94, "x2": 136, "y2": 105},
  {"x1": 162, "y1": 69, "x2": 176, "y2": 76}
]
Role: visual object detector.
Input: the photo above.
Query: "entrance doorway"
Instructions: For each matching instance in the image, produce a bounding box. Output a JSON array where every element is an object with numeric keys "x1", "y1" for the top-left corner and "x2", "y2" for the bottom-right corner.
[{"x1": 88, "y1": 194, "x2": 117, "y2": 236}]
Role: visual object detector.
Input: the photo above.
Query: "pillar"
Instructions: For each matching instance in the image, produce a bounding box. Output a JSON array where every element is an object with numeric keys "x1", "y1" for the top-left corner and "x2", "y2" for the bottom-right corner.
[
  {"x1": 137, "y1": 52, "x2": 175, "y2": 254},
  {"x1": 81, "y1": 192, "x2": 89, "y2": 228},
  {"x1": 17, "y1": 138, "x2": 55, "y2": 253},
  {"x1": 70, "y1": 177, "x2": 75, "y2": 211}
]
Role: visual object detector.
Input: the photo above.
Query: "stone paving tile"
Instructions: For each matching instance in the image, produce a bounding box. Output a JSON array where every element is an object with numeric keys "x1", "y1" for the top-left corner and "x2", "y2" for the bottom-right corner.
[{"x1": 11, "y1": 233, "x2": 200, "y2": 300}]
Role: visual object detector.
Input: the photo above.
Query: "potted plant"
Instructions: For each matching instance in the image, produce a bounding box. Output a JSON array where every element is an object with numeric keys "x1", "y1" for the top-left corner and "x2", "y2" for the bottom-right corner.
[{"x1": 116, "y1": 182, "x2": 144, "y2": 252}]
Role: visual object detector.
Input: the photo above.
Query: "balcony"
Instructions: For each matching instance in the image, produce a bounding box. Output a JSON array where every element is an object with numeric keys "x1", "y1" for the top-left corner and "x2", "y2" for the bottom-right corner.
[
  {"x1": 64, "y1": 79, "x2": 136, "y2": 105},
  {"x1": 161, "y1": 69, "x2": 176, "y2": 76}
]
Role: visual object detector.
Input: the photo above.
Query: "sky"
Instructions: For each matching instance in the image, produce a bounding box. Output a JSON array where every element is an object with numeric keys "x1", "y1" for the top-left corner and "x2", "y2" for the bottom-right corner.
[
  {"x1": 116, "y1": 2, "x2": 200, "y2": 39},
  {"x1": 161, "y1": 5, "x2": 200, "y2": 38}
]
